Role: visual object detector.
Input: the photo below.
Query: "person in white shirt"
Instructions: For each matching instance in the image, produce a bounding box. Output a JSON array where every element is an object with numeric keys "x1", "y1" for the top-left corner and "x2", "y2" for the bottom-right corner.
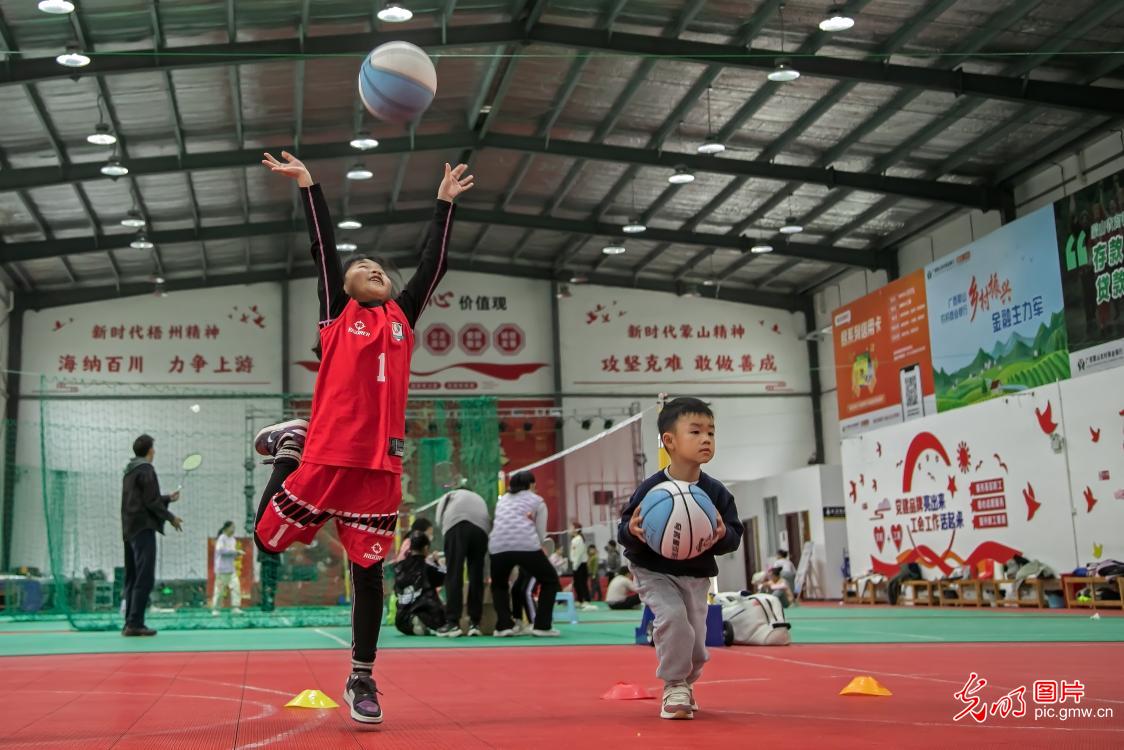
[
  {"x1": 772, "y1": 549, "x2": 797, "y2": 594},
  {"x1": 606, "y1": 567, "x2": 641, "y2": 610},
  {"x1": 489, "y1": 471, "x2": 561, "y2": 637},
  {"x1": 212, "y1": 521, "x2": 244, "y2": 614},
  {"x1": 569, "y1": 523, "x2": 596, "y2": 611}
]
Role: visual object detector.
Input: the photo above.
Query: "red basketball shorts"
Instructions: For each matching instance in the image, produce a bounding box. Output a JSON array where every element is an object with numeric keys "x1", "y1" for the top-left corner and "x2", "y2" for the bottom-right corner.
[{"x1": 255, "y1": 461, "x2": 402, "y2": 567}]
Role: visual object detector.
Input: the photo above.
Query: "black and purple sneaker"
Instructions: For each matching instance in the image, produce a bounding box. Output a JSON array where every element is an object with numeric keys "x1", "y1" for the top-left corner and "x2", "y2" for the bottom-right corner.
[
  {"x1": 344, "y1": 673, "x2": 383, "y2": 724},
  {"x1": 253, "y1": 418, "x2": 308, "y2": 457}
]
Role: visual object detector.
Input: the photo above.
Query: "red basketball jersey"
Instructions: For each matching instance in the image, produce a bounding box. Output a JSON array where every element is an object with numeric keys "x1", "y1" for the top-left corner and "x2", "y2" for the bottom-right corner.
[{"x1": 301, "y1": 297, "x2": 414, "y2": 472}]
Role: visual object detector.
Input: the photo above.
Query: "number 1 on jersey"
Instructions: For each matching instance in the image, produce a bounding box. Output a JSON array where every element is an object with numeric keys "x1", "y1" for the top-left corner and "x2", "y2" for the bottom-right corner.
[{"x1": 377, "y1": 352, "x2": 387, "y2": 382}]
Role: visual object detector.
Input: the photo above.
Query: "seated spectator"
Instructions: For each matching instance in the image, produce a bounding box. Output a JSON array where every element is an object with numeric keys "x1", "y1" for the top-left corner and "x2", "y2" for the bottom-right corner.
[
  {"x1": 549, "y1": 541, "x2": 568, "y2": 576},
  {"x1": 605, "y1": 567, "x2": 641, "y2": 610},
  {"x1": 760, "y1": 566, "x2": 793, "y2": 608},
  {"x1": 393, "y1": 531, "x2": 446, "y2": 635},
  {"x1": 771, "y1": 549, "x2": 797, "y2": 592},
  {"x1": 396, "y1": 517, "x2": 435, "y2": 563}
]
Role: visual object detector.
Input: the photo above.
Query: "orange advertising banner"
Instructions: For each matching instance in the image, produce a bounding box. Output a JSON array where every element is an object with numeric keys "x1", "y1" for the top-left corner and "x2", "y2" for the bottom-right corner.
[{"x1": 832, "y1": 270, "x2": 934, "y2": 436}]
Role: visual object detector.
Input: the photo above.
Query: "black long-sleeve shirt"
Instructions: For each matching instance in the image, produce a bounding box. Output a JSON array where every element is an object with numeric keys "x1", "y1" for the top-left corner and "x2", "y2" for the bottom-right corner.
[
  {"x1": 618, "y1": 469, "x2": 744, "y2": 577},
  {"x1": 121, "y1": 458, "x2": 175, "y2": 541},
  {"x1": 300, "y1": 184, "x2": 453, "y2": 332}
]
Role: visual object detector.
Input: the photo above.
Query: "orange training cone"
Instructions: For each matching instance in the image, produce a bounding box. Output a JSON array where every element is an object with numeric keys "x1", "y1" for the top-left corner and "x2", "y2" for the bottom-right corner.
[
  {"x1": 839, "y1": 675, "x2": 892, "y2": 697},
  {"x1": 285, "y1": 689, "x2": 339, "y2": 709},
  {"x1": 601, "y1": 682, "x2": 654, "y2": 700}
]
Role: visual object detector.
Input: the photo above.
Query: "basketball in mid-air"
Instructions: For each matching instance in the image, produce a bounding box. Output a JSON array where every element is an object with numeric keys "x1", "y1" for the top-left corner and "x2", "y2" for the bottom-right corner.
[
  {"x1": 358, "y1": 41, "x2": 437, "y2": 124},
  {"x1": 639, "y1": 480, "x2": 718, "y2": 561}
]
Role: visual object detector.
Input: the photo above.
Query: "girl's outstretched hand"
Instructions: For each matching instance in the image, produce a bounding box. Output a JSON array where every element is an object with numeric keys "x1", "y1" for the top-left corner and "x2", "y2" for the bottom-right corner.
[
  {"x1": 262, "y1": 151, "x2": 314, "y2": 188},
  {"x1": 438, "y1": 162, "x2": 474, "y2": 202}
]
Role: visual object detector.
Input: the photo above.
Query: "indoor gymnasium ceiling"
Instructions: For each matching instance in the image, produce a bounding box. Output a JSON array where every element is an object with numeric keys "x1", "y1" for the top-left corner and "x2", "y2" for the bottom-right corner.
[{"x1": 0, "y1": 0, "x2": 1122, "y2": 312}]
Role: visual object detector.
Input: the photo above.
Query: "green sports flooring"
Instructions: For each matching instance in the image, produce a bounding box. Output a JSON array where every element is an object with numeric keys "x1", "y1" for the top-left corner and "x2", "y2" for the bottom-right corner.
[{"x1": 1, "y1": 604, "x2": 1121, "y2": 657}]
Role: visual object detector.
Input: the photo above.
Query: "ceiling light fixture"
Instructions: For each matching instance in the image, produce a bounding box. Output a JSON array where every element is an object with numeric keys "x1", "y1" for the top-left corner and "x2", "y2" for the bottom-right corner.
[
  {"x1": 100, "y1": 158, "x2": 128, "y2": 177},
  {"x1": 779, "y1": 216, "x2": 804, "y2": 234},
  {"x1": 697, "y1": 87, "x2": 726, "y2": 155},
  {"x1": 702, "y1": 279, "x2": 716, "y2": 286},
  {"x1": 623, "y1": 179, "x2": 646, "y2": 234},
  {"x1": 56, "y1": 46, "x2": 90, "y2": 68},
  {"x1": 667, "y1": 166, "x2": 695, "y2": 185},
  {"x1": 336, "y1": 241, "x2": 358, "y2": 252},
  {"x1": 751, "y1": 241, "x2": 775, "y2": 254},
  {"x1": 601, "y1": 244, "x2": 627, "y2": 256},
  {"x1": 130, "y1": 233, "x2": 154, "y2": 250},
  {"x1": 697, "y1": 139, "x2": 726, "y2": 155},
  {"x1": 86, "y1": 122, "x2": 117, "y2": 146},
  {"x1": 767, "y1": 62, "x2": 800, "y2": 83},
  {"x1": 819, "y1": 6, "x2": 855, "y2": 32},
  {"x1": 767, "y1": 5, "x2": 800, "y2": 82},
  {"x1": 338, "y1": 218, "x2": 362, "y2": 230},
  {"x1": 349, "y1": 135, "x2": 379, "y2": 150},
  {"x1": 569, "y1": 274, "x2": 588, "y2": 284},
  {"x1": 120, "y1": 211, "x2": 146, "y2": 228},
  {"x1": 377, "y1": 2, "x2": 412, "y2": 22},
  {"x1": 346, "y1": 164, "x2": 373, "y2": 180},
  {"x1": 38, "y1": 0, "x2": 75, "y2": 14}
]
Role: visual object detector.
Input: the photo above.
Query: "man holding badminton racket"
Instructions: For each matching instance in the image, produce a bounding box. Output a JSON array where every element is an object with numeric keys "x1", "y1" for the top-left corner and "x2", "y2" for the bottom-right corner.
[{"x1": 120, "y1": 434, "x2": 182, "y2": 637}]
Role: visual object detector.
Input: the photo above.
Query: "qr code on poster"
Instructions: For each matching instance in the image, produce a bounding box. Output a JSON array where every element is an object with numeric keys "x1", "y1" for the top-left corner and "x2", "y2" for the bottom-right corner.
[{"x1": 904, "y1": 372, "x2": 919, "y2": 407}]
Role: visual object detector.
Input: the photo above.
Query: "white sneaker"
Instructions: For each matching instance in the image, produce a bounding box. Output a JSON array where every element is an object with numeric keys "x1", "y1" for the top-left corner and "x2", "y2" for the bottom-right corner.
[
  {"x1": 580, "y1": 603, "x2": 598, "y2": 612},
  {"x1": 688, "y1": 684, "x2": 699, "y2": 711},
  {"x1": 493, "y1": 628, "x2": 516, "y2": 637},
  {"x1": 466, "y1": 624, "x2": 482, "y2": 637},
  {"x1": 660, "y1": 683, "x2": 694, "y2": 720},
  {"x1": 530, "y1": 628, "x2": 561, "y2": 637},
  {"x1": 232, "y1": 608, "x2": 243, "y2": 615},
  {"x1": 211, "y1": 609, "x2": 219, "y2": 616},
  {"x1": 511, "y1": 621, "x2": 530, "y2": 636}
]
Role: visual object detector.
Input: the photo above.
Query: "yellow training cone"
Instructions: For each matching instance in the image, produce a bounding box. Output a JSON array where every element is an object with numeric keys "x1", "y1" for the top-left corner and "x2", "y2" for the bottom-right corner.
[
  {"x1": 839, "y1": 675, "x2": 892, "y2": 697},
  {"x1": 285, "y1": 689, "x2": 339, "y2": 709}
]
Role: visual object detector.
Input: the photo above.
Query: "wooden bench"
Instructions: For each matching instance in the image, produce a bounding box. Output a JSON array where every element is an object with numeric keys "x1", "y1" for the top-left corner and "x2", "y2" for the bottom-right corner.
[
  {"x1": 985, "y1": 578, "x2": 1059, "y2": 608},
  {"x1": 1062, "y1": 576, "x2": 1124, "y2": 609},
  {"x1": 843, "y1": 578, "x2": 888, "y2": 604},
  {"x1": 946, "y1": 579, "x2": 985, "y2": 606},
  {"x1": 901, "y1": 579, "x2": 937, "y2": 606}
]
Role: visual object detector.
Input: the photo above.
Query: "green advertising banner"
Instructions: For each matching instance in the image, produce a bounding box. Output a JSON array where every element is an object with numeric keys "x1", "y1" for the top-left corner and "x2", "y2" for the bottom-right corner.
[{"x1": 1054, "y1": 170, "x2": 1124, "y2": 376}]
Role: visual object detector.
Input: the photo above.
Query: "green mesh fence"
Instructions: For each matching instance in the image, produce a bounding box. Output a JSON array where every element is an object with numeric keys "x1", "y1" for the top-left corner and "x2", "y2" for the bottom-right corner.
[
  {"x1": 0, "y1": 377, "x2": 499, "y2": 631},
  {"x1": 408, "y1": 397, "x2": 502, "y2": 532}
]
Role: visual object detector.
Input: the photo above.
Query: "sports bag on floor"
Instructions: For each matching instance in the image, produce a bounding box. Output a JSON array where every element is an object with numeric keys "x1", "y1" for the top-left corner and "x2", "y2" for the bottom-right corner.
[{"x1": 716, "y1": 591, "x2": 792, "y2": 646}]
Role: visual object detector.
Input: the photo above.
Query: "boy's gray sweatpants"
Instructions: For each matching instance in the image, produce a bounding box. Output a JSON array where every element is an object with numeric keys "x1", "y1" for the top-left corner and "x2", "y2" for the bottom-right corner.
[{"x1": 632, "y1": 566, "x2": 711, "y2": 685}]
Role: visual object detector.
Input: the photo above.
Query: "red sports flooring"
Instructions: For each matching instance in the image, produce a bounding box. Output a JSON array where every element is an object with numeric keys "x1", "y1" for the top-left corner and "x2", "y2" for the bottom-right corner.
[{"x1": 1, "y1": 643, "x2": 1122, "y2": 749}]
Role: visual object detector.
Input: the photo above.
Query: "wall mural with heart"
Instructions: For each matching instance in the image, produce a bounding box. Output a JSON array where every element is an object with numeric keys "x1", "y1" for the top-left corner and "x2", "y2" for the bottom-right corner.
[
  {"x1": 842, "y1": 381, "x2": 1078, "y2": 580},
  {"x1": 843, "y1": 363, "x2": 1124, "y2": 578}
]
